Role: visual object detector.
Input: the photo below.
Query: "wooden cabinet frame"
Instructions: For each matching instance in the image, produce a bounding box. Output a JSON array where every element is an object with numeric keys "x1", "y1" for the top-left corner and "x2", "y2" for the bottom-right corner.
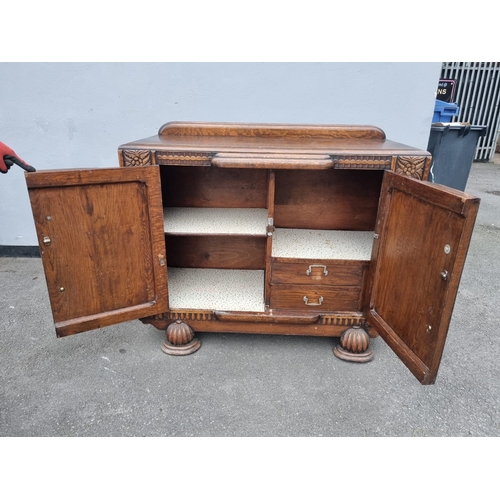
[{"x1": 26, "y1": 122, "x2": 479, "y2": 384}]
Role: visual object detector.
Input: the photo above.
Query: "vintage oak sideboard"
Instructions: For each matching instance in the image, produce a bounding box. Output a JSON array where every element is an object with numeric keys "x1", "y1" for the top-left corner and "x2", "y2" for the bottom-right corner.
[{"x1": 25, "y1": 122, "x2": 480, "y2": 384}]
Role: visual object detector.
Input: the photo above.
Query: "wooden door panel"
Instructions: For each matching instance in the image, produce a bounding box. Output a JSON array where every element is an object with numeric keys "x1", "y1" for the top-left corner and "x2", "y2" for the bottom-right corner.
[
  {"x1": 26, "y1": 167, "x2": 168, "y2": 336},
  {"x1": 367, "y1": 172, "x2": 479, "y2": 384}
]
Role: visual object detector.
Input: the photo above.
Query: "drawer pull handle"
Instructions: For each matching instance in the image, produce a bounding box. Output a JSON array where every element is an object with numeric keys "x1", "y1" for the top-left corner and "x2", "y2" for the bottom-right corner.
[
  {"x1": 303, "y1": 295, "x2": 324, "y2": 306},
  {"x1": 306, "y1": 264, "x2": 328, "y2": 276}
]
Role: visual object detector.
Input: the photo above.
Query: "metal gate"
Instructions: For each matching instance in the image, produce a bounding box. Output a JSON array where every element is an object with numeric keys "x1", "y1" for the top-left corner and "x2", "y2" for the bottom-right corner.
[{"x1": 441, "y1": 62, "x2": 500, "y2": 161}]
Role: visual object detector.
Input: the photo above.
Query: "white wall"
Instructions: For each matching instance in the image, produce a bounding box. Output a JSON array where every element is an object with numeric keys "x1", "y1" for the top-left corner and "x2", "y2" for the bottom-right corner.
[{"x1": 0, "y1": 62, "x2": 441, "y2": 246}]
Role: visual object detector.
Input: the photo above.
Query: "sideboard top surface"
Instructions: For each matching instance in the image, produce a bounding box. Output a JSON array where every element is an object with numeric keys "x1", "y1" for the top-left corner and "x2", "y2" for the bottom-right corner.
[{"x1": 119, "y1": 121, "x2": 430, "y2": 157}]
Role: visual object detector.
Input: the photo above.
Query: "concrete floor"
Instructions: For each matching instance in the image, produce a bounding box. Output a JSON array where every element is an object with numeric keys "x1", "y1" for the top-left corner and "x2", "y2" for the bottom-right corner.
[{"x1": 1, "y1": 158, "x2": 499, "y2": 437}]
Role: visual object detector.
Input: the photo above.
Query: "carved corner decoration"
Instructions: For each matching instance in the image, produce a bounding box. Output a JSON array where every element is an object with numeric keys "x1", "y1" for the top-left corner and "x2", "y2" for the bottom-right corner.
[
  {"x1": 155, "y1": 151, "x2": 214, "y2": 166},
  {"x1": 395, "y1": 156, "x2": 429, "y2": 180},
  {"x1": 122, "y1": 149, "x2": 152, "y2": 167}
]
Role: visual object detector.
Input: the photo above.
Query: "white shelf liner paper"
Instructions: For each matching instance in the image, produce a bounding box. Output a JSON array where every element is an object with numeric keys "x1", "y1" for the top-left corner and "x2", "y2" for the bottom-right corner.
[
  {"x1": 272, "y1": 228, "x2": 374, "y2": 260},
  {"x1": 168, "y1": 268, "x2": 266, "y2": 311},
  {"x1": 164, "y1": 208, "x2": 268, "y2": 235}
]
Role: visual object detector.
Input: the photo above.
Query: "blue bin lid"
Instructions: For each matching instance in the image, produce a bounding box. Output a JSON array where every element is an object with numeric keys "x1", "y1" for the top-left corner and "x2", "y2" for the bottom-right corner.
[{"x1": 434, "y1": 99, "x2": 459, "y2": 113}]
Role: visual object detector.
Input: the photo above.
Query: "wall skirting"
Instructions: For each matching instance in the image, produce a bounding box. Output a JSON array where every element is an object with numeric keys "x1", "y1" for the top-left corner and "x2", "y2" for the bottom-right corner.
[{"x1": 0, "y1": 246, "x2": 40, "y2": 258}]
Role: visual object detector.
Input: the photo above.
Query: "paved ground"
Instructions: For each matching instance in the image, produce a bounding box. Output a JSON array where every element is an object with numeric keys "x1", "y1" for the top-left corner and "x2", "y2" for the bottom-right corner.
[{"x1": 1, "y1": 157, "x2": 499, "y2": 437}]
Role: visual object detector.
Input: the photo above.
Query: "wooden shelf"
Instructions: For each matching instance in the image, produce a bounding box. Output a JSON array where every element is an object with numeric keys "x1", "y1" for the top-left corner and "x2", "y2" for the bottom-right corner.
[
  {"x1": 167, "y1": 268, "x2": 266, "y2": 311},
  {"x1": 163, "y1": 207, "x2": 268, "y2": 235},
  {"x1": 272, "y1": 228, "x2": 373, "y2": 260}
]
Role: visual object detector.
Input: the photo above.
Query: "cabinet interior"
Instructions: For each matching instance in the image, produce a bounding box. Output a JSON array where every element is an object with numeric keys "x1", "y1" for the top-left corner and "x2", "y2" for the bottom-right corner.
[{"x1": 159, "y1": 166, "x2": 382, "y2": 312}]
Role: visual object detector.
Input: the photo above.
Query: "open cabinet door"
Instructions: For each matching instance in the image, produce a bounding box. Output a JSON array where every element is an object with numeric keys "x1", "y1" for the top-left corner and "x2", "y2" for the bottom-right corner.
[
  {"x1": 26, "y1": 166, "x2": 168, "y2": 337},
  {"x1": 366, "y1": 171, "x2": 479, "y2": 384}
]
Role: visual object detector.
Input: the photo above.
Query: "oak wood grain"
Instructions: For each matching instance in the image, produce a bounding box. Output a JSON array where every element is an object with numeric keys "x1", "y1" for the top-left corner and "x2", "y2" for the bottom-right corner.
[
  {"x1": 265, "y1": 170, "x2": 276, "y2": 304},
  {"x1": 271, "y1": 258, "x2": 368, "y2": 286},
  {"x1": 166, "y1": 235, "x2": 266, "y2": 269},
  {"x1": 24, "y1": 121, "x2": 476, "y2": 385},
  {"x1": 142, "y1": 316, "x2": 362, "y2": 337},
  {"x1": 159, "y1": 121, "x2": 387, "y2": 140},
  {"x1": 213, "y1": 311, "x2": 320, "y2": 323},
  {"x1": 26, "y1": 167, "x2": 168, "y2": 337},
  {"x1": 270, "y1": 284, "x2": 362, "y2": 312},
  {"x1": 274, "y1": 169, "x2": 383, "y2": 230},
  {"x1": 119, "y1": 122, "x2": 431, "y2": 164},
  {"x1": 366, "y1": 171, "x2": 480, "y2": 384},
  {"x1": 161, "y1": 166, "x2": 267, "y2": 208},
  {"x1": 212, "y1": 153, "x2": 334, "y2": 170}
]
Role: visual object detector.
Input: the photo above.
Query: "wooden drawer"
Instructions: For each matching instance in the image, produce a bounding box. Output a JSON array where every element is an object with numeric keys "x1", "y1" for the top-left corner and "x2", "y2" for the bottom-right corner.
[
  {"x1": 271, "y1": 258, "x2": 367, "y2": 286},
  {"x1": 270, "y1": 284, "x2": 362, "y2": 312}
]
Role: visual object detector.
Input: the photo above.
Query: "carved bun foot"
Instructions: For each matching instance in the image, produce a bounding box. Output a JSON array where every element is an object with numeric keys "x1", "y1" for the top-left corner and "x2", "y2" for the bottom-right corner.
[
  {"x1": 161, "y1": 338, "x2": 201, "y2": 356},
  {"x1": 161, "y1": 320, "x2": 201, "y2": 356},
  {"x1": 333, "y1": 325, "x2": 374, "y2": 363}
]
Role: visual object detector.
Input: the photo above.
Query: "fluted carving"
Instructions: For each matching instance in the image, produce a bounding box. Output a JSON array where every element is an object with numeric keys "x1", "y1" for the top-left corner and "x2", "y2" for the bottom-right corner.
[
  {"x1": 161, "y1": 320, "x2": 201, "y2": 356},
  {"x1": 333, "y1": 325, "x2": 374, "y2": 363}
]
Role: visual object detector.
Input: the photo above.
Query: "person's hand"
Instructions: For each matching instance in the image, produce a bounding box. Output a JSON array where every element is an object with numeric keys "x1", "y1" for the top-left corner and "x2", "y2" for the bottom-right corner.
[{"x1": 0, "y1": 141, "x2": 35, "y2": 173}]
